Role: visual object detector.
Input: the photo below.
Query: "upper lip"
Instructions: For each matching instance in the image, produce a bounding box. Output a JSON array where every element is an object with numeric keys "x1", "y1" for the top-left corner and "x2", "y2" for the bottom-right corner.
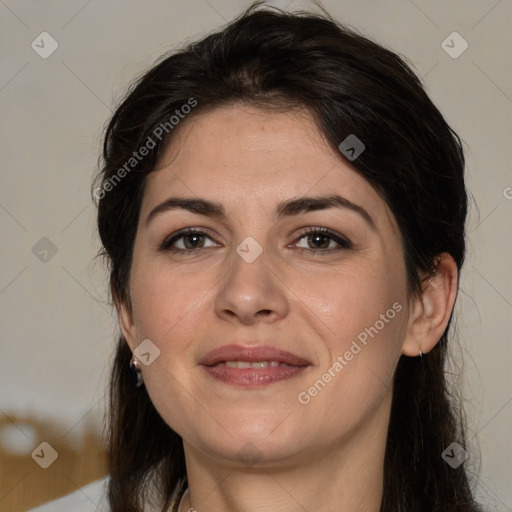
[{"x1": 199, "y1": 344, "x2": 311, "y2": 366}]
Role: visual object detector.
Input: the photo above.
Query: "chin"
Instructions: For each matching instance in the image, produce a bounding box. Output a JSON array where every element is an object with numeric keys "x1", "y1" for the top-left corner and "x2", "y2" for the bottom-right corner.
[
  {"x1": 188, "y1": 412, "x2": 314, "y2": 465},
  {"x1": 198, "y1": 434, "x2": 305, "y2": 468}
]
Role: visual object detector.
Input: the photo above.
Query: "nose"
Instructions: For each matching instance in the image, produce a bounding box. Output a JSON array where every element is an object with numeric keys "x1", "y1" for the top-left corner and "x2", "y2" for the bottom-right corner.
[{"x1": 214, "y1": 243, "x2": 290, "y2": 325}]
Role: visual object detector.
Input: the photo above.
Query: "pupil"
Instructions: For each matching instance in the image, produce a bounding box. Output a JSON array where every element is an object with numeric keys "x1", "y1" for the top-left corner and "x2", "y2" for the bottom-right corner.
[
  {"x1": 309, "y1": 234, "x2": 328, "y2": 249},
  {"x1": 185, "y1": 234, "x2": 203, "y2": 249}
]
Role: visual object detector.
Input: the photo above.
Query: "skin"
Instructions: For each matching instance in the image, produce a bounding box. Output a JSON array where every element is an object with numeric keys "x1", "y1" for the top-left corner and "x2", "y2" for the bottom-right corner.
[{"x1": 119, "y1": 104, "x2": 458, "y2": 512}]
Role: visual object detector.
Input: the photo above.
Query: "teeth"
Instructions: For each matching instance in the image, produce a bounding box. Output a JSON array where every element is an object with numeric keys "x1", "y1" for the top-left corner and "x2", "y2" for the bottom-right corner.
[
  {"x1": 223, "y1": 360, "x2": 282, "y2": 369},
  {"x1": 251, "y1": 361, "x2": 268, "y2": 369}
]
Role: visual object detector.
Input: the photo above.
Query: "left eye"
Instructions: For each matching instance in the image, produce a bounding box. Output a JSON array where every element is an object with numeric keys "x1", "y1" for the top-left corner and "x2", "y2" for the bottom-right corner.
[{"x1": 293, "y1": 228, "x2": 352, "y2": 252}]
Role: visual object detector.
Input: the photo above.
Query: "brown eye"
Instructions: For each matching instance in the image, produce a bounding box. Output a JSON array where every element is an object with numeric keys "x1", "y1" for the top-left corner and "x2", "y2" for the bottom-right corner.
[
  {"x1": 181, "y1": 233, "x2": 206, "y2": 249},
  {"x1": 306, "y1": 232, "x2": 331, "y2": 249},
  {"x1": 294, "y1": 228, "x2": 352, "y2": 254},
  {"x1": 160, "y1": 229, "x2": 219, "y2": 253}
]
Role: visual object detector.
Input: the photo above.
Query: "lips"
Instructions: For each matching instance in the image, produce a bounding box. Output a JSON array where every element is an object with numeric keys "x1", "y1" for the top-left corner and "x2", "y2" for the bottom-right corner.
[
  {"x1": 199, "y1": 344, "x2": 311, "y2": 367},
  {"x1": 199, "y1": 344, "x2": 311, "y2": 387}
]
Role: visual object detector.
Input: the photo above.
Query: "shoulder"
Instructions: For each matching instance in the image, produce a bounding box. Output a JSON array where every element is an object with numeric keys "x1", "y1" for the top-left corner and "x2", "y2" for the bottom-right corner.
[{"x1": 27, "y1": 476, "x2": 110, "y2": 512}]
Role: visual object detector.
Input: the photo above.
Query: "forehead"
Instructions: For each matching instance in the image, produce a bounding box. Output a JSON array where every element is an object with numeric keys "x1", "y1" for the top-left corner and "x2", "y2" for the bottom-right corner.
[{"x1": 141, "y1": 104, "x2": 395, "y2": 231}]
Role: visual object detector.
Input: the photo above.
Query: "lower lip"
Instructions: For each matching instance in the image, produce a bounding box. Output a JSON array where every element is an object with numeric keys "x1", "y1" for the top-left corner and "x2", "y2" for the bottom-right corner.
[{"x1": 202, "y1": 364, "x2": 308, "y2": 387}]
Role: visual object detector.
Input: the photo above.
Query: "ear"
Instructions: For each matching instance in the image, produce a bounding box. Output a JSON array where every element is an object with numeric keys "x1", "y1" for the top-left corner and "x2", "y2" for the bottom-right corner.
[
  {"x1": 401, "y1": 253, "x2": 458, "y2": 357},
  {"x1": 117, "y1": 298, "x2": 138, "y2": 353}
]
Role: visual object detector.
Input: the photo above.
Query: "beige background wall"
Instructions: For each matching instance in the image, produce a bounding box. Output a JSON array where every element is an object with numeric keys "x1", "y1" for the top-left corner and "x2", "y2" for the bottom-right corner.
[{"x1": 1, "y1": 0, "x2": 511, "y2": 509}]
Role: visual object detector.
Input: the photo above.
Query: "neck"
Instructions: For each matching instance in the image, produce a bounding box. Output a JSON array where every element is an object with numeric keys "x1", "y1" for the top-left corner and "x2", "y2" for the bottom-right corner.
[{"x1": 179, "y1": 393, "x2": 391, "y2": 512}]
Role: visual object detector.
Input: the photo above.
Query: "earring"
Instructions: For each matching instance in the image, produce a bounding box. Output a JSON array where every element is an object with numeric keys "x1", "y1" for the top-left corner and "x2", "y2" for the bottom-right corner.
[
  {"x1": 130, "y1": 355, "x2": 144, "y2": 388},
  {"x1": 419, "y1": 348, "x2": 423, "y2": 358}
]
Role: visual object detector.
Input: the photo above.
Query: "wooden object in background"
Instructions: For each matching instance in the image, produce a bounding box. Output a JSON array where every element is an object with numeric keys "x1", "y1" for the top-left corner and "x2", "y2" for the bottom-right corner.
[{"x1": 0, "y1": 413, "x2": 107, "y2": 511}]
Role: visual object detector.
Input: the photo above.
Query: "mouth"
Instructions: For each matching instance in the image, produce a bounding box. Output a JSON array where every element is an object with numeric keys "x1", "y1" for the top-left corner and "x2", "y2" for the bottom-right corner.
[{"x1": 199, "y1": 344, "x2": 311, "y2": 387}]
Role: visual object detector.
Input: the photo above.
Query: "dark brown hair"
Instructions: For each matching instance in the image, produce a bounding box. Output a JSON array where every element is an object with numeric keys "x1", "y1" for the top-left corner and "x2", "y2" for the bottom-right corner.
[{"x1": 93, "y1": 3, "x2": 482, "y2": 511}]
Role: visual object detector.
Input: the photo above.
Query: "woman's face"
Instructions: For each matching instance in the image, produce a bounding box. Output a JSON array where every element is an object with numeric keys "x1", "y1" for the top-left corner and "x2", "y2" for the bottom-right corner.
[{"x1": 120, "y1": 104, "x2": 413, "y2": 466}]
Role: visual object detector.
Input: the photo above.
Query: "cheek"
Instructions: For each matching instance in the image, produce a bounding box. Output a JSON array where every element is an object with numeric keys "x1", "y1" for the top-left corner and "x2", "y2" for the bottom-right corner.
[
  {"x1": 294, "y1": 261, "x2": 407, "y2": 412},
  {"x1": 128, "y1": 264, "x2": 211, "y2": 433},
  {"x1": 129, "y1": 262, "x2": 213, "y2": 343},
  {"x1": 299, "y1": 259, "x2": 405, "y2": 344},
  {"x1": 293, "y1": 312, "x2": 406, "y2": 449}
]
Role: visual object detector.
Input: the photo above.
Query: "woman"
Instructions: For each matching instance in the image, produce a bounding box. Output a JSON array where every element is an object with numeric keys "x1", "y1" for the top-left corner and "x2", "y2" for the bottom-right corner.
[{"x1": 31, "y1": 3, "x2": 483, "y2": 511}]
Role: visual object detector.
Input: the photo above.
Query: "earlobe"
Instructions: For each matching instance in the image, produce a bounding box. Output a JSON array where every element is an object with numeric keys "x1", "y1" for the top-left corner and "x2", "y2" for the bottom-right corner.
[
  {"x1": 118, "y1": 300, "x2": 137, "y2": 352},
  {"x1": 401, "y1": 253, "x2": 458, "y2": 357}
]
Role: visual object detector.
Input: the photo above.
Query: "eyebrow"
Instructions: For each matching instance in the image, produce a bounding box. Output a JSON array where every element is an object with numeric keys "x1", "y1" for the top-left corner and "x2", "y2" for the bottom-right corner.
[{"x1": 145, "y1": 194, "x2": 376, "y2": 230}]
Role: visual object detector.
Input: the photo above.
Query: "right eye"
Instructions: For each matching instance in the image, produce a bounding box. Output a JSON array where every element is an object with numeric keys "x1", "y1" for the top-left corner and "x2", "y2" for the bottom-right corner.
[{"x1": 160, "y1": 228, "x2": 221, "y2": 254}]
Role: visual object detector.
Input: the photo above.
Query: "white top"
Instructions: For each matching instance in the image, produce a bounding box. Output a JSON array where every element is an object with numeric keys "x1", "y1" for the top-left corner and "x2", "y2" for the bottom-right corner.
[
  {"x1": 27, "y1": 476, "x2": 187, "y2": 512},
  {"x1": 28, "y1": 477, "x2": 110, "y2": 511}
]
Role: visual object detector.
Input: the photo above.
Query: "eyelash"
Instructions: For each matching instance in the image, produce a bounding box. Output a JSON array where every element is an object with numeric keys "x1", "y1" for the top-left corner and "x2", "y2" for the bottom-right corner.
[{"x1": 159, "y1": 227, "x2": 352, "y2": 256}]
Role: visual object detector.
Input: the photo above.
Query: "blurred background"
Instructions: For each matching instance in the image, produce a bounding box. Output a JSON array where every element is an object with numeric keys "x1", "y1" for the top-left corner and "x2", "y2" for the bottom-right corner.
[{"x1": 1, "y1": 0, "x2": 511, "y2": 510}]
